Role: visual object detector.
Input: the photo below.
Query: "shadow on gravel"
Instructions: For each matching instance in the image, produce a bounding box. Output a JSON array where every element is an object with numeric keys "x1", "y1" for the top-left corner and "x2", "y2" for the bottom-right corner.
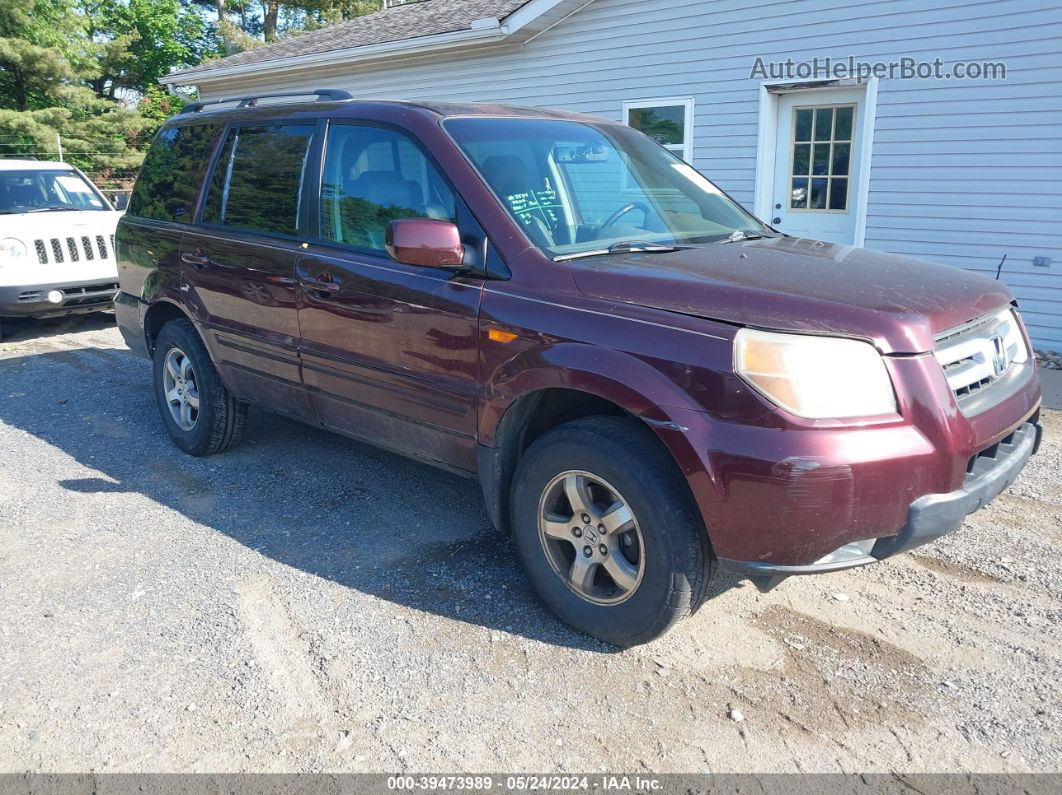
[
  {"x1": 0, "y1": 311, "x2": 116, "y2": 344},
  {"x1": 0, "y1": 344, "x2": 719, "y2": 652}
]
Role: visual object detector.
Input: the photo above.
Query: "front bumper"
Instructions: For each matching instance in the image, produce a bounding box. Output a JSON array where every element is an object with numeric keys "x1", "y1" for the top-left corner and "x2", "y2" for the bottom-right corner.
[
  {"x1": 721, "y1": 420, "x2": 1042, "y2": 589},
  {"x1": 0, "y1": 279, "x2": 119, "y2": 318}
]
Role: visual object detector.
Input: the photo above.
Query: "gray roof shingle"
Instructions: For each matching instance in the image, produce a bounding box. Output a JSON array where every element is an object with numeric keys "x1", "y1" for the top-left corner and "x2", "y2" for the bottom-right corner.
[{"x1": 172, "y1": 0, "x2": 530, "y2": 79}]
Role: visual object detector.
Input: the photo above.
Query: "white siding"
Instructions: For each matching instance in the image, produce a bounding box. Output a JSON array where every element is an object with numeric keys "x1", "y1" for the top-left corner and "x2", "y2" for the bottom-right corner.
[{"x1": 199, "y1": 0, "x2": 1062, "y2": 349}]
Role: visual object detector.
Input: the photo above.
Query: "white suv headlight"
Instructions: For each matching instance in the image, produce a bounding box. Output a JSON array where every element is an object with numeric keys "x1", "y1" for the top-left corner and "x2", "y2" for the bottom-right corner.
[
  {"x1": 735, "y1": 328, "x2": 898, "y2": 419},
  {"x1": 0, "y1": 237, "x2": 28, "y2": 266}
]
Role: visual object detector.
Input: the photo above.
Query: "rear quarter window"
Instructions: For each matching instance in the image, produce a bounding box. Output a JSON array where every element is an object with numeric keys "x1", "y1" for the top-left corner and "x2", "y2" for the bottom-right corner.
[{"x1": 128, "y1": 124, "x2": 219, "y2": 223}]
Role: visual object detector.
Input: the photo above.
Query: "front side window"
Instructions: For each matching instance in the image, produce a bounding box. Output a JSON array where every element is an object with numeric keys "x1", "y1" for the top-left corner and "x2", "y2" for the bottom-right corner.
[
  {"x1": 128, "y1": 124, "x2": 218, "y2": 222},
  {"x1": 320, "y1": 124, "x2": 457, "y2": 253},
  {"x1": 2, "y1": 170, "x2": 108, "y2": 214},
  {"x1": 445, "y1": 117, "x2": 765, "y2": 259},
  {"x1": 202, "y1": 124, "x2": 315, "y2": 236}
]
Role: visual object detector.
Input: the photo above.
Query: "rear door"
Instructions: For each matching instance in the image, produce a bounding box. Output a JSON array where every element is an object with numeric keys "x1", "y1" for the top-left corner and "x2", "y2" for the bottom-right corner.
[
  {"x1": 181, "y1": 121, "x2": 318, "y2": 418},
  {"x1": 295, "y1": 121, "x2": 484, "y2": 471}
]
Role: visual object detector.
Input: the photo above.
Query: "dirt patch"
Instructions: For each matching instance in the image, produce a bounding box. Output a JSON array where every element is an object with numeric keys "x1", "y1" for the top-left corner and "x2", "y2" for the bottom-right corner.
[
  {"x1": 730, "y1": 604, "x2": 932, "y2": 747},
  {"x1": 908, "y1": 553, "x2": 1008, "y2": 586}
]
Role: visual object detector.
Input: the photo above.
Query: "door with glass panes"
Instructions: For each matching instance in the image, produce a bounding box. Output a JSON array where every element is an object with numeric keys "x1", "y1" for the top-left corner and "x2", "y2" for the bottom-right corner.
[{"x1": 771, "y1": 88, "x2": 864, "y2": 244}]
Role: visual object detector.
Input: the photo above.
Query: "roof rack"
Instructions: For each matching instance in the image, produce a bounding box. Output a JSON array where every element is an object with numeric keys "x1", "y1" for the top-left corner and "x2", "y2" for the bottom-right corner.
[{"x1": 180, "y1": 88, "x2": 354, "y2": 114}]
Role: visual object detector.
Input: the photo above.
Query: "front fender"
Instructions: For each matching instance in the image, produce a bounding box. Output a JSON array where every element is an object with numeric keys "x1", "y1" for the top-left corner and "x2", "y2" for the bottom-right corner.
[{"x1": 478, "y1": 341, "x2": 707, "y2": 445}]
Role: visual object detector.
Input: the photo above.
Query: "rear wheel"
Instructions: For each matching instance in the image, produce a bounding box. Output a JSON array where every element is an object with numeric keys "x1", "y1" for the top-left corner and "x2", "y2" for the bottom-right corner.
[
  {"x1": 511, "y1": 416, "x2": 715, "y2": 647},
  {"x1": 153, "y1": 318, "x2": 246, "y2": 456}
]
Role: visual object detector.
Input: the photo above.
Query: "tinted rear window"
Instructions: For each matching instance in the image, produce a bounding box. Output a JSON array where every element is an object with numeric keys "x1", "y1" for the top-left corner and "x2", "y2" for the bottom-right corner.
[
  {"x1": 128, "y1": 124, "x2": 218, "y2": 222},
  {"x1": 202, "y1": 124, "x2": 315, "y2": 236}
]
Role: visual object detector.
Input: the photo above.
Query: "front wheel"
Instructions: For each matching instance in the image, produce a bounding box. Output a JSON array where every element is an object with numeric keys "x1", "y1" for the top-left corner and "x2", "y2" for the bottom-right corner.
[
  {"x1": 510, "y1": 416, "x2": 715, "y2": 647},
  {"x1": 153, "y1": 318, "x2": 246, "y2": 456}
]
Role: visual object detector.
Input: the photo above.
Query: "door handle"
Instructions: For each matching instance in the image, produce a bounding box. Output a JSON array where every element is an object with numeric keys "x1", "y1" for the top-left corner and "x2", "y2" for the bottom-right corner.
[
  {"x1": 301, "y1": 277, "x2": 340, "y2": 294},
  {"x1": 181, "y1": 252, "x2": 209, "y2": 268}
]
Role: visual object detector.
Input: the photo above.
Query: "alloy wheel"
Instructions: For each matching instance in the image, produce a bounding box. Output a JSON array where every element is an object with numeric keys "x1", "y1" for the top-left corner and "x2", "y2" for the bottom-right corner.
[
  {"x1": 162, "y1": 346, "x2": 200, "y2": 431},
  {"x1": 537, "y1": 470, "x2": 645, "y2": 605}
]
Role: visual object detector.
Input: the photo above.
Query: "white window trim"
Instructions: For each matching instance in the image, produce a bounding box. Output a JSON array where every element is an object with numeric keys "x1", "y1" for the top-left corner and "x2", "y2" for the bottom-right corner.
[{"x1": 623, "y1": 97, "x2": 695, "y2": 163}]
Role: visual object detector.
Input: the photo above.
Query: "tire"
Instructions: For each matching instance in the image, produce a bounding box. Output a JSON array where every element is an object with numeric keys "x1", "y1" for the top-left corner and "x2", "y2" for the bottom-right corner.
[
  {"x1": 510, "y1": 416, "x2": 715, "y2": 647},
  {"x1": 153, "y1": 318, "x2": 246, "y2": 456}
]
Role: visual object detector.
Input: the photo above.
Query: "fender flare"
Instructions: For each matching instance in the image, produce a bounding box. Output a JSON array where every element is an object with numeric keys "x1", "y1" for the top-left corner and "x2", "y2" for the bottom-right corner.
[
  {"x1": 141, "y1": 297, "x2": 196, "y2": 355},
  {"x1": 476, "y1": 343, "x2": 713, "y2": 534},
  {"x1": 478, "y1": 342, "x2": 706, "y2": 445}
]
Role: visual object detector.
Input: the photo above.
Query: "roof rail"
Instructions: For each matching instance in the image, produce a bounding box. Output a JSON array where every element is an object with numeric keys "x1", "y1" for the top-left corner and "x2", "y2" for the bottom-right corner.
[{"x1": 180, "y1": 88, "x2": 354, "y2": 114}]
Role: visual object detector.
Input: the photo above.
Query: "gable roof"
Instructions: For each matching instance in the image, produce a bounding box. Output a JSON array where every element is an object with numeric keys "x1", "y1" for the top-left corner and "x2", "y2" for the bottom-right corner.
[{"x1": 164, "y1": 0, "x2": 577, "y2": 85}]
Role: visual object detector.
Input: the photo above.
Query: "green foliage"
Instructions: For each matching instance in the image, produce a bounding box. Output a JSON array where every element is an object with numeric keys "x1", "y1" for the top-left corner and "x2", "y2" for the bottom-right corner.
[
  {"x1": 0, "y1": 0, "x2": 85, "y2": 52},
  {"x1": 0, "y1": 37, "x2": 72, "y2": 110},
  {"x1": 138, "y1": 85, "x2": 188, "y2": 127},
  {"x1": 83, "y1": 0, "x2": 211, "y2": 96},
  {"x1": 217, "y1": 18, "x2": 263, "y2": 55},
  {"x1": 0, "y1": 0, "x2": 383, "y2": 178}
]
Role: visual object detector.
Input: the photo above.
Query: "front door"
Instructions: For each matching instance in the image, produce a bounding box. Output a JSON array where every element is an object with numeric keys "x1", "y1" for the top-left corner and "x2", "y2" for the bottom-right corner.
[
  {"x1": 296, "y1": 122, "x2": 482, "y2": 472},
  {"x1": 181, "y1": 121, "x2": 317, "y2": 418},
  {"x1": 771, "y1": 87, "x2": 864, "y2": 244}
]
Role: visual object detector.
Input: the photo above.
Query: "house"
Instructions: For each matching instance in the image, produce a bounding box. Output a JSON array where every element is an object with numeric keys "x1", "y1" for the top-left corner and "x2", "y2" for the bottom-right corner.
[{"x1": 162, "y1": 0, "x2": 1062, "y2": 350}]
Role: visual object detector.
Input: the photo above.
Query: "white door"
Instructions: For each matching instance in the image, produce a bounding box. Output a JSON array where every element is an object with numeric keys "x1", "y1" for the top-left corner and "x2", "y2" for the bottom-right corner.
[{"x1": 771, "y1": 87, "x2": 864, "y2": 244}]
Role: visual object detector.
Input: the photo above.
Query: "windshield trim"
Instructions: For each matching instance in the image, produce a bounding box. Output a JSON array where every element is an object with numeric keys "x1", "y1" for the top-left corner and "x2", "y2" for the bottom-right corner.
[{"x1": 441, "y1": 116, "x2": 772, "y2": 260}]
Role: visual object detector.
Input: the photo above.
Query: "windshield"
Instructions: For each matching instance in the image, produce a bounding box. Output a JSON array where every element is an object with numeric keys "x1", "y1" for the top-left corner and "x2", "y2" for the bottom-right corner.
[
  {"x1": 0, "y1": 169, "x2": 109, "y2": 214},
  {"x1": 444, "y1": 117, "x2": 769, "y2": 259}
]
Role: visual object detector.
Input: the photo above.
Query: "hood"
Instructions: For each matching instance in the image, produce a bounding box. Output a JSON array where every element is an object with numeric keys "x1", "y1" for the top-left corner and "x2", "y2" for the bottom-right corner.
[
  {"x1": 0, "y1": 209, "x2": 122, "y2": 241},
  {"x1": 570, "y1": 237, "x2": 1013, "y2": 354}
]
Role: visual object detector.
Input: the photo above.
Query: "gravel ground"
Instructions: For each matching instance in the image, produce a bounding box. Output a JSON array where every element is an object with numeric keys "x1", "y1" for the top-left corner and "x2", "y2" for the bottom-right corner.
[{"x1": 0, "y1": 313, "x2": 1060, "y2": 774}]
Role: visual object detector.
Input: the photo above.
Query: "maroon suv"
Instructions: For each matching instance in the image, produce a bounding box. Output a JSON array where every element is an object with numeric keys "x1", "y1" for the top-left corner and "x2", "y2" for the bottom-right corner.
[{"x1": 114, "y1": 91, "x2": 1042, "y2": 646}]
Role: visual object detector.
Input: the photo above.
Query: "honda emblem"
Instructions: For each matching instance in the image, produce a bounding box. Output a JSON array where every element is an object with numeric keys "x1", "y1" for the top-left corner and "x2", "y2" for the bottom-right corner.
[{"x1": 990, "y1": 335, "x2": 1009, "y2": 376}]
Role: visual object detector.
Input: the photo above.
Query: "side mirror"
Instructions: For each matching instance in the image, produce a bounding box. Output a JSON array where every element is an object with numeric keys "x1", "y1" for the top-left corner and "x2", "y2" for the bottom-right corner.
[
  {"x1": 386, "y1": 219, "x2": 464, "y2": 269},
  {"x1": 112, "y1": 193, "x2": 129, "y2": 211}
]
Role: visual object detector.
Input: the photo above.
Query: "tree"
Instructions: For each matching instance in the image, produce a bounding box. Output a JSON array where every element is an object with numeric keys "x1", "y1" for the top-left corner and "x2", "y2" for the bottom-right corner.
[
  {"x1": 0, "y1": 0, "x2": 384, "y2": 177},
  {"x1": 0, "y1": 0, "x2": 188, "y2": 173},
  {"x1": 0, "y1": 38, "x2": 71, "y2": 111},
  {"x1": 82, "y1": 0, "x2": 212, "y2": 97}
]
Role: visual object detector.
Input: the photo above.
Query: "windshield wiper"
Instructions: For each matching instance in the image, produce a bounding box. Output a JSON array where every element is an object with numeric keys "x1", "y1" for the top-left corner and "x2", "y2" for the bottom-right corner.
[
  {"x1": 718, "y1": 230, "x2": 765, "y2": 244},
  {"x1": 554, "y1": 241, "x2": 682, "y2": 262},
  {"x1": 27, "y1": 205, "x2": 79, "y2": 213}
]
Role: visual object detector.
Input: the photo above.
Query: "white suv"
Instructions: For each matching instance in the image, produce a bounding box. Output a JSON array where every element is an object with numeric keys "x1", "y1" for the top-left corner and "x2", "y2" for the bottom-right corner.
[{"x1": 0, "y1": 159, "x2": 123, "y2": 340}]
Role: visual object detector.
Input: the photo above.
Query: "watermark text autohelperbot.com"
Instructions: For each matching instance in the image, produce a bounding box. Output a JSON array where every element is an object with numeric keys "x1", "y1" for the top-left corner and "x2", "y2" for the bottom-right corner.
[{"x1": 750, "y1": 56, "x2": 1007, "y2": 81}]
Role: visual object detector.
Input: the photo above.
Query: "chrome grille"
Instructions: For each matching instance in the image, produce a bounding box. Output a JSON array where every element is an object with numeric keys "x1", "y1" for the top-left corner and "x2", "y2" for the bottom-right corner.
[
  {"x1": 66, "y1": 237, "x2": 79, "y2": 262},
  {"x1": 34, "y1": 240, "x2": 47, "y2": 264},
  {"x1": 81, "y1": 236, "x2": 94, "y2": 260},
  {"x1": 934, "y1": 309, "x2": 1029, "y2": 404},
  {"x1": 50, "y1": 238, "x2": 64, "y2": 263},
  {"x1": 96, "y1": 235, "x2": 107, "y2": 259}
]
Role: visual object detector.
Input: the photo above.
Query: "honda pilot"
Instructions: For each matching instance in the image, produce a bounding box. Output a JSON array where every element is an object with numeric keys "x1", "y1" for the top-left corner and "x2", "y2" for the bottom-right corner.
[{"x1": 114, "y1": 91, "x2": 1042, "y2": 646}]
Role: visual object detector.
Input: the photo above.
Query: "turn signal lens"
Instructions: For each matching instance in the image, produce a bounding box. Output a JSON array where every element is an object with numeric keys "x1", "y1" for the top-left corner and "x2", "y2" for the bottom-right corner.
[
  {"x1": 488, "y1": 328, "x2": 518, "y2": 344},
  {"x1": 735, "y1": 328, "x2": 897, "y2": 419}
]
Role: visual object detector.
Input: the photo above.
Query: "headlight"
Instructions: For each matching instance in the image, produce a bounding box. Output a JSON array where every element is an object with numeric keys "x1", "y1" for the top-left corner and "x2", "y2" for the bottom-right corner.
[
  {"x1": 735, "y1": 328, "x2": 897, "y2": 419},
  {"x1": 0, "y1": 237, "x2": 28, "y2": 265}
]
